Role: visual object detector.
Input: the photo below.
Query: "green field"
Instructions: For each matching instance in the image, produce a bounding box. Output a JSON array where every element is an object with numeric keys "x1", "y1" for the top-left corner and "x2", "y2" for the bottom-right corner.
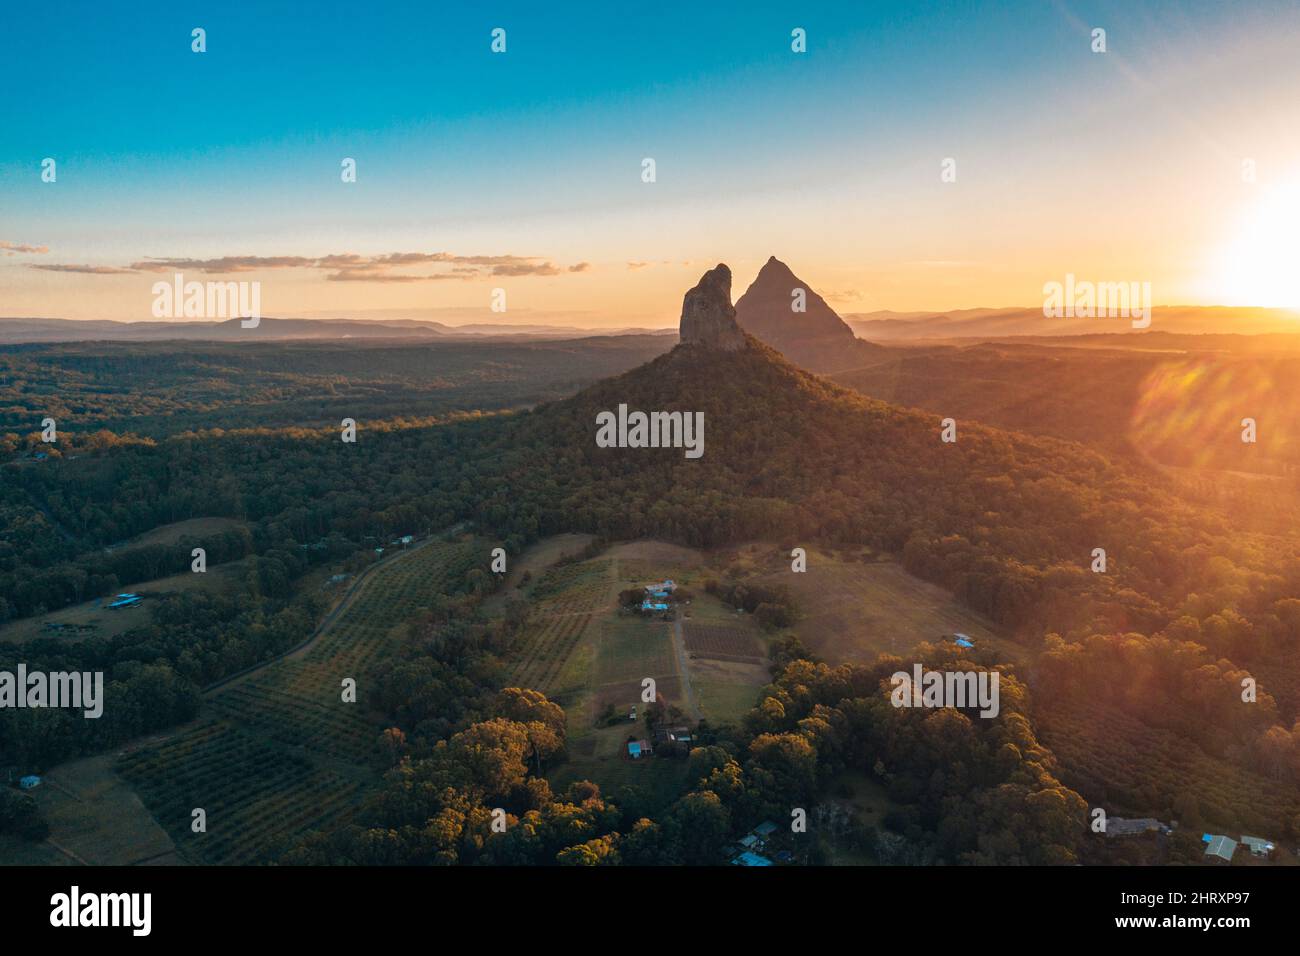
[
  {"x1": 115, "y1": 535, "x2": 482, "y2": 864},
  {"x1": 107, "y1": 516, "x2": 248, "y2": 551},
  {"x1": 500, "y1": 540, "x2": 772, "y2": 804},
  {"x1": 753, "y1": 546, "x2": 1012, "y2": 665}
]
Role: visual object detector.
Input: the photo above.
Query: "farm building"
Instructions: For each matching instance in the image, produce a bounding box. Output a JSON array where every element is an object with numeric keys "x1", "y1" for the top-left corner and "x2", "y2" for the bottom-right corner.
[
  {"x1": 753, "y1": 821, "x2": 779, "y2": 840},
  {"x1": 644, "y1": 579, "x2": 676, "y2": 594},
  {"x1": 953, "y1": 633, "x2": 975, "y2": 649},
  {"x1": 738, "y1": 834, "x2": 761, "y2": 850},
  {"x1": 1203, "y1": 834, "x2": 1237, "y2": 863},
  {"x1": 640, "y1": 599, "x2": 670, "y2": 613},
  {"x1": 107, "y1": 593, "x2": 142, "y2": 609},
  {"x1": 1106, "y1": 817, "x2": 1172, "y2": 838},
  {"x1": 627, "y1": 739, "x2": 653, "y2": 759},
  {"x1": 653, "y1": 725, "x2": 693, "y2": 746},
  {"x1": 19, "y1": 775, "x2": 41, "y2": 790},
  {"x1": 732, "y1": 851, "x2": 773, "y2": 867},
  {"x1": 1240, "y1": 836, "x2": 1275, "y2": 858}
]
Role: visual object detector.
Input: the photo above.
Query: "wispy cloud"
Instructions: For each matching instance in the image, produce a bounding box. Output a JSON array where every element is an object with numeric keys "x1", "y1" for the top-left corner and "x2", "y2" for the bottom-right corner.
[
  {"x1": 1, "y1": 240, "x2": 50, "y2": 255},
  {"x1": 823, "y1": 288, "x2": 865, "y2": 303},
  {"x1": 31, "y1": 263, "x2": 137, "y2": 274},
  {"x1": 29, "y1": 251, "x2": 588, "y2": 282}
]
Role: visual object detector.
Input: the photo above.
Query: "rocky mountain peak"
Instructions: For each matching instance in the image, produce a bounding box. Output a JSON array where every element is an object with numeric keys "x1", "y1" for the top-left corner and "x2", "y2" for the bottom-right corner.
[{"x1": 679, "y1": 263, "x2": 748, "y2": 351}]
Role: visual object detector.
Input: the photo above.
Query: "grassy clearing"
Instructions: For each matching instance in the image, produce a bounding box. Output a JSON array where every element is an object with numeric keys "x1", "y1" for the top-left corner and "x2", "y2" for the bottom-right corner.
[
  {"x1": 21, "y1": 752, "x2": 181, "y2": 865},
  {"x1": 0, "y1": 561, "x2": 242, "y2": 645},
  {"x1": 107, "y1": 516, "x2": 248, "y2": 551},
  {"x1": 822, "y1": 769, "x2": 903, "y2": 865},
  {"x1": 754, "y1": 547, "x2": 1010, "y2": 665}
]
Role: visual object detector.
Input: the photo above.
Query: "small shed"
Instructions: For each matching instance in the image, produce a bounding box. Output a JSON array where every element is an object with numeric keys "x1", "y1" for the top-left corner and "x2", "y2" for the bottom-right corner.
[{"x1": 19, "y1": 775, "x2": 41, "y2": 790}]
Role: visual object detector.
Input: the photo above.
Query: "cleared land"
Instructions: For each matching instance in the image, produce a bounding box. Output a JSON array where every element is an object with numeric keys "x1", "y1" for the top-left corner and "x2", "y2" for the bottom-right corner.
[
  {"x1": 515, "y1": 541, "x2": 769, "y2": 807},
  {"x1": 753, "y1": 547, "x2": 1011, "y2": 666},
  {"x1": 106, "y1": 516, "x2": 248, "y2": 551},
  {"x1": 16, "y1": 753, "x2": 180, "y2": 865},
  {"x1": 115, "y1": 535, "x2": 482, "y2": 864},
  {"x1": 0, "y1": 561, "x2": 242, "y2": 645}
]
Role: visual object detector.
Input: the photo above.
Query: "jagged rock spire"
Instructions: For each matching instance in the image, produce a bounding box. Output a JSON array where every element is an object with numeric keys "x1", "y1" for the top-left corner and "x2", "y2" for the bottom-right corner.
[{"x1": 679, "y1": 263, "x2": 747, "y2": 351}]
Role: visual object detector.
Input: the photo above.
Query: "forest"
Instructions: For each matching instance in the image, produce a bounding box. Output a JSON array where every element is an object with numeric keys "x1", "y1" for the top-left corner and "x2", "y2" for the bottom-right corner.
[{"x1": 5, "y1": 332, "x2": 1300, "y2": 861}]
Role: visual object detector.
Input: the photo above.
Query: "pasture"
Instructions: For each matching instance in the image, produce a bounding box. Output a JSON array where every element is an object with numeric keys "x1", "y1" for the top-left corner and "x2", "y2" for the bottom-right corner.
[
  {"x1": 106, "y1": 516, "x2": 248, "y2": 551},
  {"x1": 752, "y1": 546, "x2": 1010, "y2": 665}
]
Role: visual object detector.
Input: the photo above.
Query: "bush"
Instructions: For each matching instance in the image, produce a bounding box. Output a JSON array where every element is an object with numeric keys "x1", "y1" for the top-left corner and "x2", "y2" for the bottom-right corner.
[{"x1": 0, "y1": 789, "x2": 50, "y2": 842}]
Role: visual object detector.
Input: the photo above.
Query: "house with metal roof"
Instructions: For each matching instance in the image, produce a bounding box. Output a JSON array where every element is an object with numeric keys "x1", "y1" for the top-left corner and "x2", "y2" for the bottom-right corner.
[
  {"x1": 1240, "y1": 835, "x2": 1275, "y2": 858},
  {"x1": 1107, "y1": 817, "x2": 1172, "y2": 838},
  {"x1": 1203, "y1": 833, "x2": 1238, "y2": 863}
]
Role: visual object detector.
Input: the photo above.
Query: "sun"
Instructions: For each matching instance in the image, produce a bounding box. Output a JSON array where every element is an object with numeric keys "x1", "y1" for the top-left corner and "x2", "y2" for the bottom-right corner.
[{"x1": 1213, "y1": 181, "x2": 1300, "y2": 308}]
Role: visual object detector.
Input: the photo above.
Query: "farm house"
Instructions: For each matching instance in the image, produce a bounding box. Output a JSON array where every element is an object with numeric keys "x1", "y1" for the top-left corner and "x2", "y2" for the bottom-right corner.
[
  {"x1": 1202, "y1": 834, "x2": 1237, "y2": 863},
  {"x1": 627, "y1": 739, "x2": 653, "y2": 759}
]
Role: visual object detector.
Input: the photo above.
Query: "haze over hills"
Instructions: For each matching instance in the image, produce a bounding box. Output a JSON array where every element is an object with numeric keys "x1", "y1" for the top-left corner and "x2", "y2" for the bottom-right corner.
[
  {"x1": 846, "y1": 305, "x2": 1300, "y2": 342},
  {"x1": 734, "y1": 256, "x2": 887, "y2": 372},
  {"x1": 0, "y1": 316, "x2": 677, "y2": 345}
]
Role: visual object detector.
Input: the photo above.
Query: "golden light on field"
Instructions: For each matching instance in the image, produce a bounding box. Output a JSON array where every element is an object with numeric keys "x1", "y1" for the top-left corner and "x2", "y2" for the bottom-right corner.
[{"x1": 1213, "y1": 181, "x2": 1300, "y2": 309}]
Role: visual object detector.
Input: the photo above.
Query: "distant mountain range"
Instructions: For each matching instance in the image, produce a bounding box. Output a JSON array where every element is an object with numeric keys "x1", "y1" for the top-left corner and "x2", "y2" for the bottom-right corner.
[
  {"x1": 844, "y1": 306, "x2": 1300, "y2": 341},
  {"x1": 0, "y1": 316, "x2": 678, "y2": 345}
]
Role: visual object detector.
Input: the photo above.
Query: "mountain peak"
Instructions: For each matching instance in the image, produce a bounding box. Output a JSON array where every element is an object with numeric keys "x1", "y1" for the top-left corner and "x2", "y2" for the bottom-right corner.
[
  {"x1": 679, "y1": 263, "x2": 747, "y2": 351},
  {"x1": 735, "y1": 255, "x2": 883, "y2": 371}
]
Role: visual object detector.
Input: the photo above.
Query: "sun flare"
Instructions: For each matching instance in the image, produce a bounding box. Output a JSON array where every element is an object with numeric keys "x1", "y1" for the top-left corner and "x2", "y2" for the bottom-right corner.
[{"x1": 1214, "y1": 181, "x2": 1300, "y2": 308}]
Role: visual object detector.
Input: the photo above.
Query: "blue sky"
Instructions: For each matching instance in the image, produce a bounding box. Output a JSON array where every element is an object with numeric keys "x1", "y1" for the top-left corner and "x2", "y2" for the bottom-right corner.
[{"x1": 3, "y1": 1, "x2": 1299, "y2": 321}]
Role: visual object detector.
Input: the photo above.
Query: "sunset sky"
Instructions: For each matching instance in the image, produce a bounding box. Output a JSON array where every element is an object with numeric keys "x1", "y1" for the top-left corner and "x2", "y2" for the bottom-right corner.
[{"x1": 3, "y1": 0, "x2": 1300, "y2": 326}]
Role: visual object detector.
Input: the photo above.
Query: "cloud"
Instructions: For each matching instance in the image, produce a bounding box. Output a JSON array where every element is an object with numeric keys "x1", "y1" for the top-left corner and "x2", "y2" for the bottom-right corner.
[
  {"x1": 31, "y1": 263, "x2": 138, "y2": 274},
  {"x1": 95, "y1": 251, "x2": 588, "y2": 282},
  {"x1": 1, "y1": 241, "x2": 50, "y2": 255},
  {"x1": 627, "y1": 261, "x2": 649, "y2": 270},
  {"x1": 823, "y1": 288, "x2": 865, "y2": 303}
]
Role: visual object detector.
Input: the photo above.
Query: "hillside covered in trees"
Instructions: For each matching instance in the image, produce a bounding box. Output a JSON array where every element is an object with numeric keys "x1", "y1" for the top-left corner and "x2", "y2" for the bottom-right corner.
[{"x1": 5, "y1": 270, "x2": 1300, "y2": 862}]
